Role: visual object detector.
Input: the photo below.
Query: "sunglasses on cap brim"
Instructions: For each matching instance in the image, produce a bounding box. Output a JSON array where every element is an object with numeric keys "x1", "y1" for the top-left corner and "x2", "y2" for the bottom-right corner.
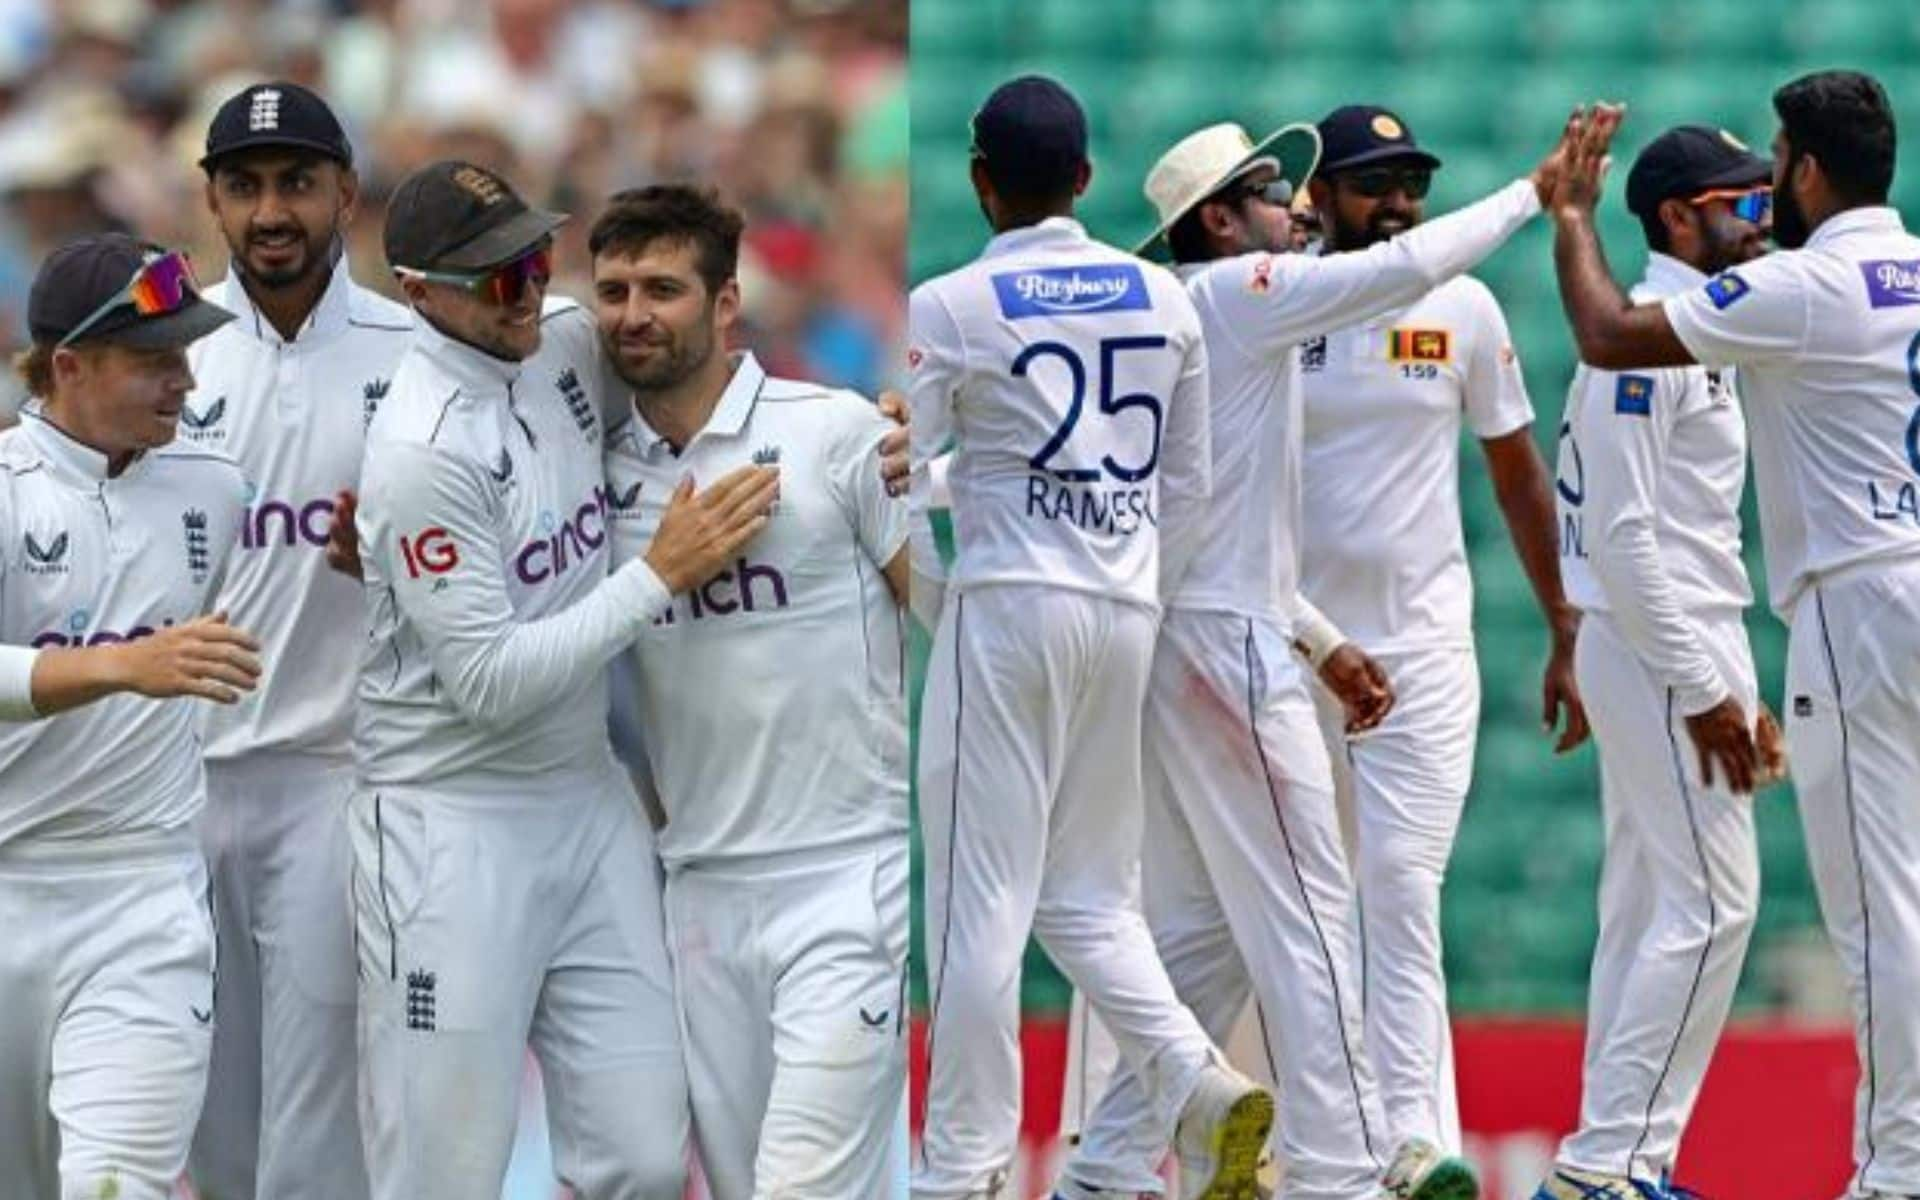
[
  {"x1": 58, "y1": 249, "x2": 201, "y2": 349},
  {"x1": 395, "y1": 243, "x2": 553, "y2": 307},
  {"x1": 1338, "y1": 167, "x2": 1434, "y2": 200},
  {"x1": 1219, "y1": 177, "x2": 1295, "y2": 208},
  {"x1": 1688, "y1": 186, "x2": 1771, "y2": 225}
]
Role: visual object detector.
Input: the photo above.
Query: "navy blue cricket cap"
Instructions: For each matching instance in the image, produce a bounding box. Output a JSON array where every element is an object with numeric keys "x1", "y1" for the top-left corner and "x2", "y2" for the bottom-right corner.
[
  {"x1": 28, "y1": 234, "x2": 234, "y2": 349},
  {"x1": 201, "y1": 81, "x2": 352, "y2": 172},
  {"x1": 1625, "y1": 125, "x2": 1771, "y2": 219},
  {"x1": 969, "y1": 75, "x2": 1088, "y2": 196},
  {"x1": 1316, "y1": 105, "x2": 1442, "y2": 175}
]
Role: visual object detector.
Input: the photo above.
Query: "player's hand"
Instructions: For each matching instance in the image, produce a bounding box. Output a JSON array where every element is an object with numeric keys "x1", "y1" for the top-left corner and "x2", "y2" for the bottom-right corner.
[
  {"x1": 1531, "y1": 107, "x2": 1580, "y2": 208},
  {"x1": 644, "y1": 465, "x2": 780, "y2": 594},
  {"x1": 877, "y1": 389, "x2": 908, "y2": 498},
  {"x1": 1548, "y1": 103, "x2": 1625, "y2": 220},
  {"x1": 111, "y1": 612, "x2": 262, "y2": 704},
  {"x1": 1685, "y1": 695, "x2": 1759, "y2": 794},
  {"x1": 1755, "y1": 701, "x2": 1789, "y2": 789},
  {"x1": 1319, "y1": 643, "x2": 1394, "y2": 734},
  {"x1": 324, "y1": 489, "x2": 362, "y2": 581},
  {"x1": 1543, "y1": 623, "x2": 1590, "y2": 753}
]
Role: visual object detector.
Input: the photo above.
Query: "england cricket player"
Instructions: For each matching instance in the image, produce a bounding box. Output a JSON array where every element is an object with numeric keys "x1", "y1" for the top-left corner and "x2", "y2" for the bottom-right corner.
[
  {"x1": 909, "y1": 75, "x2": 1277, "y2": 1200},
  {"x1": 1550, "y1": 73, "x2": 1920, "y2": 1197},
  {"x1": 351, "y1": 160, "x2": 777, "y2": 1199},
  {"x1": 1298, "y1": 104, "x2": 1586, "y2": 1155},
  {"x1": 1538, "y1": 124, "x2": 1782, "y2": 1200},
  {"x1": 1054, "y1": 112, "x2": 1575, "y2": 1200},
  {"x1": 594, "y1": 184, "x2": 909, "y2": 1199},
  {"x1": 0, "y1": 234, "x2": 254, "y2": 1200},
  {"x1": 181, "y1": 82, "x2": 410, "y2": 1200}
]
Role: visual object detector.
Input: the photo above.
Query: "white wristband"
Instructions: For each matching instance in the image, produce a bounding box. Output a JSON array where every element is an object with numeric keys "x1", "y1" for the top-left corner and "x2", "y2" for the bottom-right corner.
[
  {"x1": 0, "y1": 644, "x2": 41, "y2": 720},
  {"x1": 1291, "y1": 606, "x2": 1346, "y2": 669}
]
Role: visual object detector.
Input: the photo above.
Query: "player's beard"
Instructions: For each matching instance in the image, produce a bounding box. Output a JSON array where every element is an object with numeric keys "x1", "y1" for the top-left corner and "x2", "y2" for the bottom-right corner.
[
  {"x1": 238, "y1": 223, "x2": 337, "y2": 290},
  {"x1": 614, "y1": 314, "x2": 717, "y2": 393},
  {"x1": 1773, "y1": 153, "x2": 1811, "y2": 249},
  {"x1": 1328, "y1": 203, "x2": 1419, "y2": 252}
]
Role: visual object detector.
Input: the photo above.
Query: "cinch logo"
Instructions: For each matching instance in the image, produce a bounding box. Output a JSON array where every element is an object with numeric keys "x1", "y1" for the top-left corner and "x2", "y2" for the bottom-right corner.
[
  {"x1": 1863, "y1": 260, "x2": 1920, "y2": 308},
  {"x1": 242, "y1": 497, "x2": 335, "y2": 549},
  {"x1": 992, "y1": 264, "x2": 1152, "y2": 320},
  {"x1": 22, "y1": 530, "x2": 69, "y2": 575},
  {"x1": 400, "y1": 527, "x2": 459, "y2": 578},
  {"x1": 654, "y1": 556, "x2": 790, "y2": 624},
  {"x1": 31, "y1": 616, "x2": 178, "y2": 649},
  {"x1": 512, "y1": 489, "x2": 609, "y2": 584},
  {"x1": 181, "y1": 396, "x2": 226, "y2": 441}
]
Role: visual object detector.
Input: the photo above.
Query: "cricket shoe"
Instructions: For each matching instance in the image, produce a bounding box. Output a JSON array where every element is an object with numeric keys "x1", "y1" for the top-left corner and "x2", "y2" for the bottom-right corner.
[
  {"x1": 1531, "y1": 1168, "x2": 1672, "y2": 1200},
  {"x1": 1173, "y1": 1058, "x2": 1275, "y2": 1200},
  {"x1": 1381, "y1": 1138, "x2": 1480, "y2": 1200}
]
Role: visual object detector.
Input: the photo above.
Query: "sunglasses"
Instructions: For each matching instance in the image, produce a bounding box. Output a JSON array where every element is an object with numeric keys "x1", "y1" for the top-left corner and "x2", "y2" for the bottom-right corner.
[
  {"x1": 1689, "y1": 186, "x2": 1771, "y2": 225},
  {"x1": 58, "y1": 249, "x2": 201, "y2": 348},
  {"x1": 1223, "y1": 177, "x2": 1296, "y2": 208},
  {"x1": 1339, "y1": 167, "x2": 1433, "y2": 200},
  {"x1": 397, "y1": 243, "x2": 553, "y2": 307}
]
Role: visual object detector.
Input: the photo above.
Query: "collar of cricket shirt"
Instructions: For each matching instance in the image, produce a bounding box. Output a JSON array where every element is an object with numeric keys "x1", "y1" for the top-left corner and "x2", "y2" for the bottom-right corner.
[
  {"x1": 1807, "y1": 204, "x2": 1903, "y2": 249},
  {"x1": 19, "y1": 404, "x2": 125, "y2": 484},
  {"x1": 623, "y1": 351, "x2": 765, "y2": 460},
  {"x1": 1642, "y1": 250, "x2": 1708, "y2": 298},
  {"x1": 979, "y1": 215, "x2": 1089, "y2": 261},
  {"x1": 212, "y1": 252, "x2": 356, "y2": 350},
  {"x1": 410, "y1": 304, "x2": 525, "y2": 396}
]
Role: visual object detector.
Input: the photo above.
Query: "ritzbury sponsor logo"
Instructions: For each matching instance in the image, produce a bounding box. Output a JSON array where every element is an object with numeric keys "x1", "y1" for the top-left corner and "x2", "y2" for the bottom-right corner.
[
  {"x1": 992, "y1": 264, "x2": 1152, "y2": 320},
  {"x1": 1862, "y1": 260, "x2": 1920, "y2": 308},
  {"x1": 243, "y1": 497, "x2": 334, "y2": 550},
  {"x1": 513, "y1": 488, "x2": 610, "y2": 584}
]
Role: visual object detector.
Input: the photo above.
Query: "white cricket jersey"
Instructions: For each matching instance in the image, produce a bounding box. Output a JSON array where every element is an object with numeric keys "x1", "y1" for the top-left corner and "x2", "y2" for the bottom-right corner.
[
  {"x1": 907, "y1": 217, "x2": 1211, "y2": 610},
  {"x1": 1170, "y1": 178, "x2": 1541, "y2": 627},
  {"x1": 605, "y1": 353, "x2": 907, "y2": 867},
  {"x1": 186, "y1": 266, "x2": 411, "y2": 764},
  {"x1": 1299, "y1": 272, "x2": 1533, "y2": 652},
  {"x1": 0, "y1": 409, "x2": 246, "y2": 846},
  {"x1": 355, "y1": 299, "x2": 669, "y2": 792},
  {"x1": 1665, "y1": 206, "x2": 1920, "y2": 617},
  {"x1": 1560, "y1": 253, "x2": 1752, "y2": 715}
]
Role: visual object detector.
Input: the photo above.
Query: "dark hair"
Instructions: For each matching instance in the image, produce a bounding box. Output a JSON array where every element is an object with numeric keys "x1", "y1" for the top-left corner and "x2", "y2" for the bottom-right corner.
[
  {"x1": 1638, "y1": 208, "x2": 1672, "y2": 254},
  {"x1": 1773, "y1": 69, "x2": 1896, "y2": 204},
  {"x1": 587, "y1": 184, "x2": 744, "y2": 296},
  {"x1": 978, "y1": 154, "x2": 1081, "y2": 213},
  {"x1": 1166, "y1": 205, "x2": 1212, "y2": 264}
]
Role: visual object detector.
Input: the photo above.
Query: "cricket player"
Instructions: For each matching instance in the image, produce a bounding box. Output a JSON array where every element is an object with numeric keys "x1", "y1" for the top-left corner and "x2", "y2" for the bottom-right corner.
[
  {"x1": 1298, "y1": 104, "x2": 1585, "y2": 1154},
  {"x1": 181, "y1": 81, "x2": 410, "y2": 1200},
  {"x1": 1549, "y1": 72, "x2": 1920, "y2": 1196},
  {"x1": 351, "y1": 160, "x2": 777, "y2": 1199},
  {"x1": 595, "y1": 184, "x2": 909, "y2": 1199},
  {"x1": 1054, "y1": 110, "x2": 1575, "y2": 1200},
  {"x1": 909, "y1": 75, "x2": 1277, "y2": 1200},
  {"x1": 1539, "y1": 124, "x2": 1783, "y2": 1200},
  {"x1": 0, "y1": 234, "x2": 255, "y2": 1200}
]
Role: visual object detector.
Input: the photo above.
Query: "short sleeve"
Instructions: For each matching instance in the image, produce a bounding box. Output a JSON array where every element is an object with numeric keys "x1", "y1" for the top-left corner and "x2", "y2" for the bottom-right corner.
[
  {"x1": 1460, "y1": 283, "x2": 1534, "y2": 439},
  {"x1": 825, "y1": 393, "x2": 909, "y2": 569},
  {"x1": 1663, "y1": 253, "x2": 1810, "y2": 368}
]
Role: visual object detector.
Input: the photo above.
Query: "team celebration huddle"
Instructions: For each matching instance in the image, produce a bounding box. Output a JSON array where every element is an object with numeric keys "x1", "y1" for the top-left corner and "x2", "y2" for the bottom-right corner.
[
  {"x1": 0, "y1": 78, "x2": 909, "y2": 1200},
  {"x1": 908, "y1": 64, "x2": 1920, "y2": 1200}
]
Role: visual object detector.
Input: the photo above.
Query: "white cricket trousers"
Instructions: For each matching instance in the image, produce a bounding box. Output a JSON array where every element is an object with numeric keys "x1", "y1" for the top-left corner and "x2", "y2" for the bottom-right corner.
[
  {"x1": 0, "y1": 829, "x2": 214, "y2": 1200},
  {"x1": 349, "y1": 766, "x2": 688, "y2": 1200},
  {"x1": 665, "y1": 836, "x2": 909, "y2": 1200},
  {"x1": 191, "y1": 752, "x2": 365, "y2": 1200},
  {"x1": 914, "y1": 585, "x2": 1214, "y2": 1199},
  {"x1": 1313, "y1": 645, "x2": 1477, "y2": 1155},
  {"x1": 1556, "y1": 610, "x2": 1759, "y2": 1181},
  {"x1": 1785, "y1": 557, "x2": 1920, "y2": 1196},
  {"x1": 1066, "y1": 609, "x2": 1386, "y2": 1200}
]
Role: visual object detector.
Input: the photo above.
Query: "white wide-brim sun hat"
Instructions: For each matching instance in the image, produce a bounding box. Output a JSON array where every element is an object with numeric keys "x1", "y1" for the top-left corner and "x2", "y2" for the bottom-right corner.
[{"x1": 1135, "y1": 121, "x2": 1322, "y2": 259}]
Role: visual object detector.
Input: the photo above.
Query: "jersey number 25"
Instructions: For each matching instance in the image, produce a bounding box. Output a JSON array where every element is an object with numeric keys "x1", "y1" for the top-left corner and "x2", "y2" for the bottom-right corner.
[{"x1": 1015, "y1": 335, "x2": 1167, "y2": 483}]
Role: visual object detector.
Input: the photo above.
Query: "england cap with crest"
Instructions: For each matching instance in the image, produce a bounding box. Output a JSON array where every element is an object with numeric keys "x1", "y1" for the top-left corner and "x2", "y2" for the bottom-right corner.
[{"x1": 200, "y1": 80, "x2": 353, "y2": 172}]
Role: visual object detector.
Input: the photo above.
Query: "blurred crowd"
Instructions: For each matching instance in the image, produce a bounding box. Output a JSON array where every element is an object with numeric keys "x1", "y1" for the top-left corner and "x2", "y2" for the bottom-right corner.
[{"x1": 0, "y1": 0, "x2": 907, "y2": 418}]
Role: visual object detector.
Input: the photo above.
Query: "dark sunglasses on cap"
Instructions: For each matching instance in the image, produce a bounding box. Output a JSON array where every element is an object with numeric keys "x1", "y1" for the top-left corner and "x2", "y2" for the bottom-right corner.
[
  {"x1": 1338, "y1": 166, "x2": 1434, "y2": 200},
  {"x1": 1688, "y1": 186, "x2": 1771, "y2": 225},
  {"x1": 395, "y1": 242, "x2": 553, "y2": 307},
  {"x1": 58, "y1": 249, "x2": 201, "y2": 348}
]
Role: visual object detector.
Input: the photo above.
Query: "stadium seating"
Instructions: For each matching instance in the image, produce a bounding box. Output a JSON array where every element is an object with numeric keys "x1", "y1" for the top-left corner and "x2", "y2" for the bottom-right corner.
[{"x1": 909, "y1": 0, "x2": 1910, "y2": 1016}]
